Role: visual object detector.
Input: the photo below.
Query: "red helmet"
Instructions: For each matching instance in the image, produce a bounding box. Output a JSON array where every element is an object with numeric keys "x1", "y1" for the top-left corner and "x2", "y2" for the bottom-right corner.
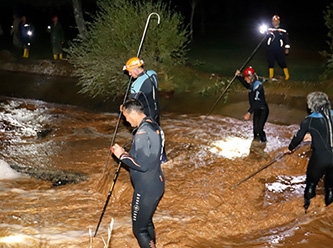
[
  {"x1": 243, "y1": 66, "x2": 255, "y2": 77},
  {"x1": 272, "y1": 15, "x2": 280, "y2": 21}
]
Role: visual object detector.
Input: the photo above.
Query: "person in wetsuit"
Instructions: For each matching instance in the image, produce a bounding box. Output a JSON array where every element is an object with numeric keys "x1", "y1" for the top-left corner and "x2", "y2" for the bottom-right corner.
[
  {"x1": 111, "y1": 98, "x2": 165, "y2": 248},
  {"x1": 123, "y1": 57, "x2": 167, "y2": 162},
  {"x1": 235, "y1": 66, "x2": 269, "y2": 142},
  {"x1": 123, "y1": 57, "x2": 160, "y2": 124},
  {"x1": 284, "y1": 91, "x2": 333, "y2": 212}
]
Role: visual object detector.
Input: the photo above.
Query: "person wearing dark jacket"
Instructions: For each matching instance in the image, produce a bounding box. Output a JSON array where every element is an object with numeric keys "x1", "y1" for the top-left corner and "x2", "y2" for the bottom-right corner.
[
  {"x1": 266, "y1": 15, "x2": 291, "y2": 80},
  {"x1": 235, "y1": 66, "x2": 269, "y2": 142},
  {"x1": 20, "y1": 16, "x2": 34, "y2": 58},
  {"x1": 111, "y1": 98, "x2": 165, "y2": 248},
  {"x1": 47, "y1": 15, "x2": 64, "y2": 60},
  {"x1": 284, "y1": 91, "x2": 333, "y2": 212}
]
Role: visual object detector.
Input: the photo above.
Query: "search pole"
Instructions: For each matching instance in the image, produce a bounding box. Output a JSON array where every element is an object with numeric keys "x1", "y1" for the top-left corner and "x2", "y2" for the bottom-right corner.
[
  {"x1": 95, "y1": 13, "x2": 161, "y2": 237},
  {"x1": 206, "y1": 32, "x2": 267, "y2": 116},
  {"x1": 102, "y1": 12, "x2": 160, "y2": 174}
]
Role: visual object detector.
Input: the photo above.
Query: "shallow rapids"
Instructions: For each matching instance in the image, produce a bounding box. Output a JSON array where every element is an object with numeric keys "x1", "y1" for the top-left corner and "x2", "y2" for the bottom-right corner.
[{"x1": 0, "y1": 97, "x2": 333, "y2": 248}]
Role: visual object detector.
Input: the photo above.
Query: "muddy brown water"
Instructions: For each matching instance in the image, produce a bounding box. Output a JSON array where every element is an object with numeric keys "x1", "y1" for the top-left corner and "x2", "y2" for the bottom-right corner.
[{"x1": 0, "y1": 71, "x2": 333, "y2": 247}]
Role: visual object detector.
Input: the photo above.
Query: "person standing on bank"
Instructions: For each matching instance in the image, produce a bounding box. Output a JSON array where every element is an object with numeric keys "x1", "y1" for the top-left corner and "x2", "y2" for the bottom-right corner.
[
  {"x1": 284, "y1": 91, "x2": 333, "y2": 212},
  {"x1": 47, "y1": 15, "x2": 65, "y2": 60},
  {"x1": 20, "y1": 16, "x2": 34, "y2": 59},
  {"x1": 111, "y1": 99, "x2": 165, "y2": 248},
  {"x1": 123, "y1": 57, "x2": 167, "y2": 162},
  {"x1": 266, "y1": 15, "x2": 290, "y2": 80},
  {"x1": 11, "y1": 13, "x2": 22, "y2": 54},
  {"x1": 235, "y1": 66, "x2": 269, "y2": 142}
]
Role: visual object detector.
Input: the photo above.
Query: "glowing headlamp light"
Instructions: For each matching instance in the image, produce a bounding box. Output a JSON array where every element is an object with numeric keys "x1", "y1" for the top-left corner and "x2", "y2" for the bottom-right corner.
[{"x1": 259, "y1": 24, "x2": 268, "y2": 34}]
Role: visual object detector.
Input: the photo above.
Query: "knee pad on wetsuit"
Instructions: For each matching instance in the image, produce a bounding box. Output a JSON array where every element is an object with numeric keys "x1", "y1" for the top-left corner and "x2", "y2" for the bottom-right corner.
[
  {"x1": 325, "y1": 188, "x2": 333, "y2": 206},
  {"x1": 304, "y1": 183, "x2": 316, "y2": 200}
]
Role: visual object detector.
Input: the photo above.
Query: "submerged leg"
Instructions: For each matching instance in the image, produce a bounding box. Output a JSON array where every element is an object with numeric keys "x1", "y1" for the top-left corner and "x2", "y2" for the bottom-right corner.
[{"x1": 303, "y1": 183, "x2": 316, "y2": 213}]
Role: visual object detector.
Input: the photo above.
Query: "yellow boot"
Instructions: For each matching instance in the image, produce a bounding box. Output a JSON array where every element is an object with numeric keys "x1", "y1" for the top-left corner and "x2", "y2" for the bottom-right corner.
[
  {"x1": 53, "y1": 54, "x2": 58, "y2": 60},
  {"x1": 283, "y1": 68, "x2": 290, "y2": 80},
  {"x1": 269, "y1": 68, "x2": 274, "y2": 79},
  {"x1": 22, "y1": 48, "x2": 29, "y2": 58},
  {"x1": 59, "y1": 53, "x2": 63, "y2": 60}
]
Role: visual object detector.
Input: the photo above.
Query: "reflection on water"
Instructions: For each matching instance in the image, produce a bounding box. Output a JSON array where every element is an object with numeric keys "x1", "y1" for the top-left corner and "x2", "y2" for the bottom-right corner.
[{"x1": 0, "y1": 96, "x2": 333, "y2": 248}]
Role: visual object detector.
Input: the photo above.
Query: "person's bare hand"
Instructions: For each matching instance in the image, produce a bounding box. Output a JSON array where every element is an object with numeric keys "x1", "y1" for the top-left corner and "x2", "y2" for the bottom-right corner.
[
  {"x1": 303, "y1": 133, "x2": 312, "y2": 142},
  {"x1": 111, "y1": 143, "x2": 126, "y2": 158},
  {"x1": 244, "y1": 112, "x2": 251, "y2": 121},
  {"x1": 284, "y1": 148, "x2": 292, "y2": 154}
]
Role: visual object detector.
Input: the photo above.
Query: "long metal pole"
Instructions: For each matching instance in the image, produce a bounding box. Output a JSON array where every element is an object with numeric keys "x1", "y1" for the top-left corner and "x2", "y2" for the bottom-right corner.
[
  {"x1": 233, "y1": 144, "x2": 304, "y2": 189},
  {"x1": 206, "y1": 34, "x2": 267, "y2": 116},
  {"x1": 95, "y1": 12, "x2": 161, "y2": 237},
  {"x1": 102, "y1": 12, "x2": 160, "y2": 174},
  {"x1": 94, "y1": 161, "x2": 121, "y2": 237},
  {"x1": 233, "y1": 152, "x2": 285, "y2": 189}
]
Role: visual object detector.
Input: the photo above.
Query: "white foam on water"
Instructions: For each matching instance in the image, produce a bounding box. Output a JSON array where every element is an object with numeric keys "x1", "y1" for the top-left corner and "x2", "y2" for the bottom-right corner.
[
  {"x1": 0, "y1": 160, "x2": 24, "y2": 179},
  {"x1": 0, "y1": 224, "x2": 89, "y2": 246}
]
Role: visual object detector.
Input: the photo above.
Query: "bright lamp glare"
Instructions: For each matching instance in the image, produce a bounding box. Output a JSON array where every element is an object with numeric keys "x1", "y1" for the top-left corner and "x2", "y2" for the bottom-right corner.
[
  {"x1": 209, "y1": 137, "x2": 252, "y2": 159},
  {"x1": 0, "y1": 235, "x2": 25, "y2": 243},
  {"x1": 259, "y1": 24, "x2": 268, "y2": 34}
]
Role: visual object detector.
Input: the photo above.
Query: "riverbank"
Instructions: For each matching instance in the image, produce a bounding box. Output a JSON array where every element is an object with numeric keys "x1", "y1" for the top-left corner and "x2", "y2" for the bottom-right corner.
[
  {"x1": 0, "y1": 50, "x2": 74, "y2": 76},
  {"x1": 1, "y1": 48, "x2": 333, "y2": 126}
]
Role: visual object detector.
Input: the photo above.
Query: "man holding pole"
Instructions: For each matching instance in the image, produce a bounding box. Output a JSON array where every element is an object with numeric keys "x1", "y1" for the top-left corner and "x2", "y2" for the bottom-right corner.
[
  {"x1": 112, "y1": 98, "x2": 165, "y2": 248},
  {"x1": 235, "y1": 66, "x2": 269, "y2": 143},
  {"x1": 123, "y1": 57, "x2": 160, "y2": 123},
  {"x1": 123, "y1": 57, "x2": 167, "y2": 162},
  {"x1": 284, "y1": 91, "x2": 333, "y2": 212}
]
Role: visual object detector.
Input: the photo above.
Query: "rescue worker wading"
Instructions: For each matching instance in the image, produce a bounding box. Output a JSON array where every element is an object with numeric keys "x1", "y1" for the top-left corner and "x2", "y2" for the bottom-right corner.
[
  {"x1": 123, "y1": 57, "x2": 160, "y2": 124},
  {"x1": 123, "y1": 57, "x2": 167, "y2": 163},
  {"x1": 284, "y1": 91, "x2": 333, "y2": 212},
  {"x1": 235, "y1": 66, "x2": 269, "y2": 142},
  {"x1": 266, "y1": 15, "x2": 290, "y2": 80},
  {"x1": 112, "y1": 99, "x2": 165, "y2": 248}
]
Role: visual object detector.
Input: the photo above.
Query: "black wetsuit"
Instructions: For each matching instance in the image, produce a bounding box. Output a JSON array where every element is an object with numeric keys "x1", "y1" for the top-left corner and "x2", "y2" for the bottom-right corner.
[
  {"x1": 288, "y1": 111, "x2": 333, "y2": 206},
  {"x1": 119, "y1": 117, "x2": 165, "y2": 247},
  {"x1": 130, "y1": 70, "x2": 160, "y2": 124},
  {"x1": 237, "y1": 76, "x2": 269, "y2": 142},
  {"x1": 130, "y1": 70, "x2": 168, "y2": 163}
]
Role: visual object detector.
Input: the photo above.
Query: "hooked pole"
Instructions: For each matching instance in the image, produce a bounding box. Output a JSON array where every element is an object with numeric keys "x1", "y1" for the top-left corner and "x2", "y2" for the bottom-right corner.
[
  {"x1": 233, "y1": 144, "x2": 304, "y2": 189},
  {"x1": 206, "y1": 33, "x2": 267, "y2": 116},
  {"x1": 233, "y1": 152, "x2": 285, "y2": 189},
  {"x1": 102, "y1": 12, "x2": 160, "y2": 174},
  {"x1": 95, "y1": 12, "x2": 161, "y2": 237}
]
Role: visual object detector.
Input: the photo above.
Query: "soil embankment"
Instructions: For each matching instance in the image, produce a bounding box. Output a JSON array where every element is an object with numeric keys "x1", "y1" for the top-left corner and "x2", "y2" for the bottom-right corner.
[
  {"x1": 0, "y1": 49, "x2": 332, "y2": 125},
  {"x1": 0, "y1": 50, "x2": 74, "y2": 76}
]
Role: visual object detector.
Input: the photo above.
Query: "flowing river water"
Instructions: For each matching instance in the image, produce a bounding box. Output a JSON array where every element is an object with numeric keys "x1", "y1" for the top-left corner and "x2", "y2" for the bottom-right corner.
[{"x1": 0, "y1": 71, "x2": 333, "y2": 247}]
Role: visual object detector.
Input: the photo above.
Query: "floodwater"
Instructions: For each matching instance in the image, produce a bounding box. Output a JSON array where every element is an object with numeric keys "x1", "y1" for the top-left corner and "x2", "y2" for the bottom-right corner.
[{"x1": 0, "y1": 71, "x2": 333, "y2": 248}]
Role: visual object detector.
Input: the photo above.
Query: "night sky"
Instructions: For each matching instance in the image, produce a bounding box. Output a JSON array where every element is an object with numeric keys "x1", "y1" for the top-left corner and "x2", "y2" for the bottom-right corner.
[{"x1": 0, "y1": 0, "x2": 332, "y2": 49}]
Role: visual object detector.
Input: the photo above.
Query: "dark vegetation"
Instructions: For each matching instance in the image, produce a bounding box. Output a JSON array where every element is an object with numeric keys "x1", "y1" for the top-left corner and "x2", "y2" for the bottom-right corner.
[{"x1": 0, "y1": 1, "x2": 333, "y2": 102}]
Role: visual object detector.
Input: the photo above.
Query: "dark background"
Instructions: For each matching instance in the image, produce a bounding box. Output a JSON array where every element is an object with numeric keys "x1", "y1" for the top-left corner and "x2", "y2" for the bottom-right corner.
[{"x1": 0, "y1": 0, "x2": 332, "y2": 57}]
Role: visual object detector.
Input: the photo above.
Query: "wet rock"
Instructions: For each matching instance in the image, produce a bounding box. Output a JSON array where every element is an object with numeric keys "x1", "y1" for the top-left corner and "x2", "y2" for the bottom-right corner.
[
  {"x1": 9, "y1": 163, "x2": 88, "y2": 185},
  {"x1": 36, "y1": 129, "x2": 53, "y2": 138}
]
